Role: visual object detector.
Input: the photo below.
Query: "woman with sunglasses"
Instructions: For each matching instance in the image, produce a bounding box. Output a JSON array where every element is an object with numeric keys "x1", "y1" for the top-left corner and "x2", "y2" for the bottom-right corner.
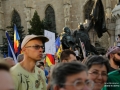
[{"x1": 84, "y1": 55, "x2": 109, "y2": 90}]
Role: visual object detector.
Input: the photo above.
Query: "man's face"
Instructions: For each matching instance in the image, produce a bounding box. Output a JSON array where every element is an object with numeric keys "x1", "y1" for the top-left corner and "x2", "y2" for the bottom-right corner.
[
  {"x1": 112, "y1": 53, "x2": 120, "y2": 66},
  {"x1": 40, "y1": 66, "x2": 44, "y2": 70},
  {"x1": 62, "y1": 54, "x2": 77, "y2": 63},
  {"x1": 67, "y1": 54, "x2": 77, "y2": 62},
  {"x1": 0, "y1": 70, "x2": 15, "y2": 90},
  {"x1": 23, "y1": 39, "x2": 44, "y2": 61},
  {"x1": 62, "y1": 71, "x2": 91, "y2": 90}
]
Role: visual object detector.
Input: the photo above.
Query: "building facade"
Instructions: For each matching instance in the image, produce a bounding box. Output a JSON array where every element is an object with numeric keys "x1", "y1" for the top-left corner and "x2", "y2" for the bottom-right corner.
[{"x1": 0, "y1": 0, "x2": 119, "y2": 55}]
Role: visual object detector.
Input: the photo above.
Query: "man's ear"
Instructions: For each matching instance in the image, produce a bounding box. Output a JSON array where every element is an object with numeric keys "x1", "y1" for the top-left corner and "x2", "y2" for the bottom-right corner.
[{"x1": 110, "y1": 54, "x2": 114, "y2": 58}]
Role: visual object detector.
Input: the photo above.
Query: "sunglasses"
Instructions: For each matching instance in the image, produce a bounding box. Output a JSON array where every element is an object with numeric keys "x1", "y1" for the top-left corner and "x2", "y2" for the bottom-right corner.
[{"x1": 25, "y1": 45, "x2": 44, "y2": 50}]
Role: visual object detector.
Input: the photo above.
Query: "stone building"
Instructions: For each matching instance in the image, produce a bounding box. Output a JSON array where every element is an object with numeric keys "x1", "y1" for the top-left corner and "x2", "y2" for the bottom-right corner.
[{"x1": 0, "y1": 0, "x2": 119, "y2": 55}]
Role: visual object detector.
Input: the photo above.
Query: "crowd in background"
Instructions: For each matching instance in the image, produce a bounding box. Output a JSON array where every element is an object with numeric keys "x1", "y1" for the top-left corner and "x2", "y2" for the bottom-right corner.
[{"x1": 0, "y1": 34, "x2": 120, "y2": 90}]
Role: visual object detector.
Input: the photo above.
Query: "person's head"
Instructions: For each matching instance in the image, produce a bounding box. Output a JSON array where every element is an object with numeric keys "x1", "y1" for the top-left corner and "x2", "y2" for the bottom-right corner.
[
  {"x1": 106, "y1": 46, "x2": 120, "y2": 66},
  {"x1": 84, "y1": 55, "x2": 109, "y2": 90},
  {"x1": 21, "y1": 35, "x2": 49, "y2": 62},
  {"x1": 118, "y1": 34, "x2": 120, "y2": 37},
  {"x1": 17, "y1": 54, "x2": 24, "y2": 62},
  {"x1": 78, "y1": 23, "x2": 85, "y2": 30},
  {"x1": 74, "y1": 47, "x2": 78, "y2": 50},
  {"x1": 60, "y1": 49, "x2": 77, "y2": 63},
  {"x1": 3, "y1": 57, "x2": 15, "y2": 67},
  {"x1": 0, "y1": 60, "x2": 15, "y2": 90},
  {"x1": 37, "y1": 62, "x2": 44, "y2": 70},
  {"x1": 51, "y1": 62, "x2": 94, "y2": 90},
  {"x1": 63, "y1": 27, "x2": 71, "y2": 35}
]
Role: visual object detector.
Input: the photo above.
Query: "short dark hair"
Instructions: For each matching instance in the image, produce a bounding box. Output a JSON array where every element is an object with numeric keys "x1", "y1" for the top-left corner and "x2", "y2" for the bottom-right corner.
[
  {"x1": 84, "y1": 55, "x2": 110, "y2": 73},
  {"x1": 0, "y1": 60, "x2": 10, "y2": 72},
  {"x1": 118, "y1": 34, "x2": 120, "y2": 36},
  {"x1": 51, "y1": 62, "x2": 87, "y2": 87},
  {"x1": 60, "y1": 49, "x2": 76, "y2": 62},
  {"x1": 36, "y1": 62, "x2": 44, "y2": 68},
  {"x1": 39, "y1": 62, "x2": 44, "y2": 66}
]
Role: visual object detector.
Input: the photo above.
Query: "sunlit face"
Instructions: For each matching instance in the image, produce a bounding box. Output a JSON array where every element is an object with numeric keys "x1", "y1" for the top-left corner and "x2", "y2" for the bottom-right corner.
[
  {"x1": 62, "y1": 54, "x2": 77, "y2": 63},
  {"x1": 68, "y1": 54, "x2": 77, "y2": 62},
  {"x1": 0, "y1": 70, "x2": 15, "y2": 90},
  {"x1": 23, "y1": 39, "x2": 44, "y2": 61},
  {"x1": 61, "y1": 71, "x2": 91, "y2": 90},
  {"x1": 110, "y1": 53, "x2": 120, "y2": 66},
  {"x1": 88, "y1": 64, "x2": 107, "y2": 90},
  {"x1": 40, "y1": 66, "x2": 44, "y2": 70}
]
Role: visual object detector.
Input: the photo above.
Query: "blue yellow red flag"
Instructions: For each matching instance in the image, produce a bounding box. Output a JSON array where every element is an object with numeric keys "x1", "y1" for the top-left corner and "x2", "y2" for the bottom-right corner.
[{"x1": 14, "y1": 24, "x2": 20, "y2": 53}]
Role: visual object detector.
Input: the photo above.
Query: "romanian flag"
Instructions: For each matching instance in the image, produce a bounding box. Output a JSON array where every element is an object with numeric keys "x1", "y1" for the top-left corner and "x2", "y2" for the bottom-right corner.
[
  {"x1": 14, "y1": 24, "x2": 20, "y2": 53},
  {"x1": 45, "y1": 54, "x2": 55, "y2": 66}
]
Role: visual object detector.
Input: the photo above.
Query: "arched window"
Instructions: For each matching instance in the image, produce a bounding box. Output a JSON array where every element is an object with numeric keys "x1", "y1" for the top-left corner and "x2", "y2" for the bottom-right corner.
[
  {"x1": 45, "y1": 5, "x2": 56, "y2": 32},
  {"x1": 11, "y1": 9, "x2": 21, "y2": 26},
  {"x1": 84, "y1": 0, "x2": 94, "y2": 20},
  {"x1": 11, "y1": 9, "x2": 24, "y2": 42}
]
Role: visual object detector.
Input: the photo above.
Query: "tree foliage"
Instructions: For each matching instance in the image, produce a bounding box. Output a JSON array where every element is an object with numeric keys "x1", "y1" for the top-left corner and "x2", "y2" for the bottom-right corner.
[{"x1": 28, "y1": 11, "x2": 43, "y2": 35}]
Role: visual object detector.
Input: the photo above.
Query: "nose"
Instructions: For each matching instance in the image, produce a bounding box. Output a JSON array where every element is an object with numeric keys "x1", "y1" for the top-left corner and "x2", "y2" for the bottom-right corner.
[{"x1": 97, "y1": 74, "x2": 103, "y2": 79}]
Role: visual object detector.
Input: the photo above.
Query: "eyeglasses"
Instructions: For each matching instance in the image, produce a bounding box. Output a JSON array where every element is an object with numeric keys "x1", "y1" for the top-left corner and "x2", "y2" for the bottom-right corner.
[
  {"x1": 60, "y1": 80, "x2": 94, "y2": 90},
  {"x1": 25, "y1": 45, "x2": 44, "y2": 50},
  {"x1": 88, "y1": 71, "x2": 108, "y2": 78}
]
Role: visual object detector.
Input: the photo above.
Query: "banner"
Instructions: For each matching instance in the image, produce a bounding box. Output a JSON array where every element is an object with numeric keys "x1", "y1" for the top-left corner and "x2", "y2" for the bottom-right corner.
[{"x1": 44, "y1": 30, "x2": 56, "y2": 55}]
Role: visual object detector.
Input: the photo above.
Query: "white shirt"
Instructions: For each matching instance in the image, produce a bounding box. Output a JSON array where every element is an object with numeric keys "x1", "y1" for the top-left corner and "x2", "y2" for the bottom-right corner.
[{"x1": 74, "y1": 50, "x2": 79, "y2": 56}]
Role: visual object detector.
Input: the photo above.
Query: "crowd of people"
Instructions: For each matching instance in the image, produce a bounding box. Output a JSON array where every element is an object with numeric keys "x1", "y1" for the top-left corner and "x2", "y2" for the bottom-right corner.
[{"x1": 0, "y1": 34, "x2": 120, "y2": 90}]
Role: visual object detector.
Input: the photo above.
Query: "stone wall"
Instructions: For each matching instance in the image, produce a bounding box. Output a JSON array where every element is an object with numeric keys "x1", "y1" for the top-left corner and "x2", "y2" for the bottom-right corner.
[{"x1": 0, "y1": 0, "x2": 118, "y2": 49}]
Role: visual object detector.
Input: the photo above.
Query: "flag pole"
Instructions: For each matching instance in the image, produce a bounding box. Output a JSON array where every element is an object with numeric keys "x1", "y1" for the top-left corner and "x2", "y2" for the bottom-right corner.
[
  {"x1": 79, "y1": 38, "x2": 86, "y2": 59},
  {"x1": 5, "y1": 31, "x2": 17, "y2": 63}
]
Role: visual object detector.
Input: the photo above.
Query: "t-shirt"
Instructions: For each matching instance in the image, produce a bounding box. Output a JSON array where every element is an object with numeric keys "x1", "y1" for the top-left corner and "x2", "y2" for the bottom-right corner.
[
  {"x1": 108, "y1": 65, "x2": 116, "y2": 73},
  {"x1": 102, "y1": 70, "x2": 120, "y2": 90},
  {"x1": 10, "y1": 63, "x2": 47, "y2": 90}
]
